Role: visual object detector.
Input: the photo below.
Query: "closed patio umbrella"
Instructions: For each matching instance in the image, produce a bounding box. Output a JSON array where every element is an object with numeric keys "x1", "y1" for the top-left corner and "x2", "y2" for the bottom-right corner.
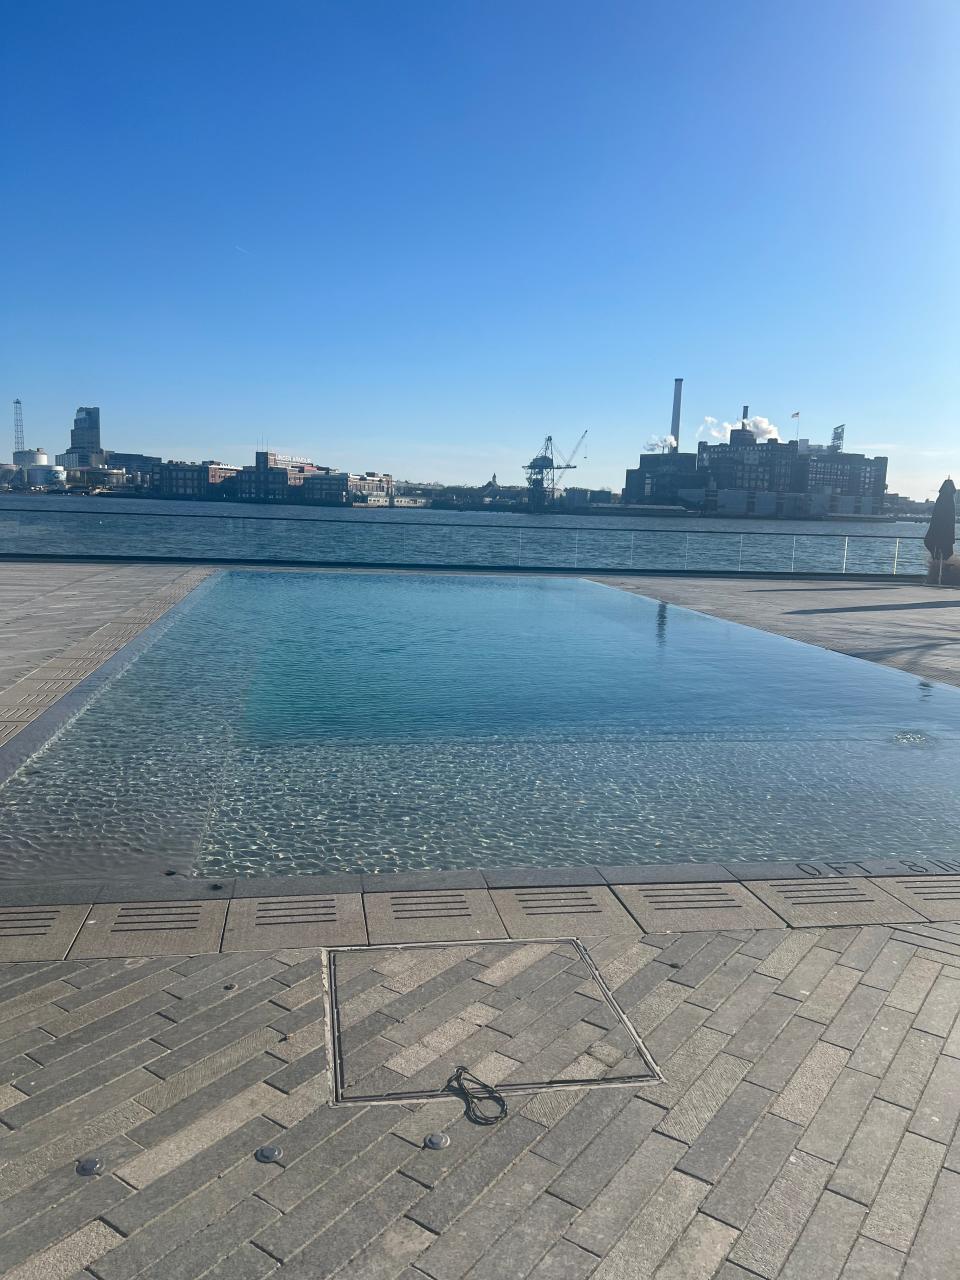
[{"x1": 924, "y1": 478, "x2": 956, "y2": 583}]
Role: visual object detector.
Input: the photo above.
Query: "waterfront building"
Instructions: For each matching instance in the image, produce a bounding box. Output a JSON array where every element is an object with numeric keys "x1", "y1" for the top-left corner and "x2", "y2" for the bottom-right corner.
[
  {"x1": 302, "y1": 471, "x2": 350, "y2": 504},
  {"x1": 56, "y1": 407, "x2": 107, "y2": 468},
  {"x1": 302, "y1": 469, "x2": 394, "y2": 505},
  {"x1": 106, "y1": 451, "x2": 162, "y2": 484},
  {"x1": 623, "y1": 453, "x2": 701, "y2": 505},
  {"x1": 561, "y1": 487, "x2": 617, "y2": 508},
  {"x1": 150, "y1": 460, "x2": 238, "y2": 499},
  {"x1": 236, "y1": 451, "x2": 329, "y2": 502},
  {"x1": 693, "y1": 430, "x2": 888, "y2": 516},
  {"x1": 696, "y1": 429, "x2": 800, "y2": 494},
  {"x1": 348, "y1": 471, "x2": 394, "y2": 501},
  {"x1": 795, "y1": 448, "x2": 887, "y2": 508},
  {"x1": 60, "y1": 465, "x2": 127, "y2": 490}
]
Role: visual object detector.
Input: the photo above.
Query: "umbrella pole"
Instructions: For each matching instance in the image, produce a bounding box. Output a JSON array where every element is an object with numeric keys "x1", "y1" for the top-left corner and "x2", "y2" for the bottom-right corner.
[{"x1": 939, "y1": 556, "x2": 944, "y2": 587}]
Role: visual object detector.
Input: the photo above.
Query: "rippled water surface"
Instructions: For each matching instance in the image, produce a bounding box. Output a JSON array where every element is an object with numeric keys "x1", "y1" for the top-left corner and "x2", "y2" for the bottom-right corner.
[{"x1": 3, "y1": 569, "x2": 960, "y2": 879}]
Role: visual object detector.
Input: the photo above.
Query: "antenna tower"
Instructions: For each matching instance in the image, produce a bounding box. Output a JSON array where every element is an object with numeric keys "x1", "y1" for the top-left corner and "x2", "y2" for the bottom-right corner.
[{"x1": 13, "y1": 400, "x2": 24, "y2": 454}]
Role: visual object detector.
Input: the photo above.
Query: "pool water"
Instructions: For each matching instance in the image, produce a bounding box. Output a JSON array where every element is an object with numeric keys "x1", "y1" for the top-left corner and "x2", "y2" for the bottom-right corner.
[{"x1": 2, "y1": 569, "x2": 960, "y2": 879}]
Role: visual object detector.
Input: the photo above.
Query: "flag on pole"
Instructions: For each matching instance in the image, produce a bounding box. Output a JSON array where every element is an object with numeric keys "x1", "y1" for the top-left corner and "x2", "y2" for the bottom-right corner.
[{"x1": 791, "y1": 411, "x2": 800, "y2": 419}]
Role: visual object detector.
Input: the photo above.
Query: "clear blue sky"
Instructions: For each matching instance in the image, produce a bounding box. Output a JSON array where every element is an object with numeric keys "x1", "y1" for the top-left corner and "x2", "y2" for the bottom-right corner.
[{"x1": 2, "y1": 0, "x2": 957, "y2": 496}]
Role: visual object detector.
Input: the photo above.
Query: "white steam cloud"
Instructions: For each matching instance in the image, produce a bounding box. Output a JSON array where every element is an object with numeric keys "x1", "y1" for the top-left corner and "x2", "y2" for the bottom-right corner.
[
  {"x1": 696, "y1": 415, "x2": 781, "y2": 443},
  {"x1": 645, "y1": 434, "x2": 677, "y2": 452}
]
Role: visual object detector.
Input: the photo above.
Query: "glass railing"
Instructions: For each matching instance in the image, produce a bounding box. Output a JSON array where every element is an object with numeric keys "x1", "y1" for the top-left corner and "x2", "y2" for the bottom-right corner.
[{"x1": 0, "y1": 506, "x2": 929, "y2": 576}]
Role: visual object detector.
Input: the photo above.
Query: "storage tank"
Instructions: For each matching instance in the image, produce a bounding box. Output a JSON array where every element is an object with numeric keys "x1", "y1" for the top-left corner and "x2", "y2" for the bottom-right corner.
[
  {"x1": 27, "y1": 464, "x2": 67, "y2": 488},
  {"x1": 13, "y1": 447, "x2": 48, "y2": 469},
  {"x1": 0, "y1": 463, "x2": 18, "y2": 487}
]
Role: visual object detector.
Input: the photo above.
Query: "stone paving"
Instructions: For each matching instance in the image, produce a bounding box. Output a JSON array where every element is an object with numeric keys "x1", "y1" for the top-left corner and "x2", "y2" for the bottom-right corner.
[
  {"x1": 1, "y1": 917, "x2": 958, "y2": 1278},
  {"x1": 594, "y1": 575, "x2": 960, "y2": 690},
  {"x1": 0, "y1": 562, "x2": 212, "y2": 750}
]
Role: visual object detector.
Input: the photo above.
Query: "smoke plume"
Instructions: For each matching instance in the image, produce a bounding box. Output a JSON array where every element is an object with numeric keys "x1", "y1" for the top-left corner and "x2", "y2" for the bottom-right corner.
[{"x1": 696, "y1": 416, "x2": 781, "y2": 443}]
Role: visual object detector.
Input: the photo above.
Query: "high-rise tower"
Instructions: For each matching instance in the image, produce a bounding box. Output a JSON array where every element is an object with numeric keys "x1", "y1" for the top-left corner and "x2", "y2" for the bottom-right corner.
[{"x1": 58, "y1": 407, "x2": 106, "y2": 467}]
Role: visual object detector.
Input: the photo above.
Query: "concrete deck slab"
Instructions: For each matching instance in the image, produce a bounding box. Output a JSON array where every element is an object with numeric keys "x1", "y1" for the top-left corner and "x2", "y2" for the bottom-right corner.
[
  {"x1": 613, "y1": 882, "x2": 783, "y2": 932},
  {"x1": 364, "y1": 889, "x2": 508, "y2": 943},
  {"x1": 0, "y1": 903, "x2": 90, "y2": 960},
  {"x1": 223, "y1": 894, "x2": 367, "y2": 950},
  {"x1": 601, "y1": 863, "x2": 735, "y2": 884},
  {"x1": 490, "y1": 886, "x2": 640, "y2": 938},
  {"x1": 68, "y1": 900, "x2": 229, "y2": 958},
  {"x1": 868, "y1": 875, "x2": 960, "y2": 921},
  {"x1": 594, "y1": 575, "x2": 960, "y2": 689},
  {"x1": 0, "y1": 879, "x2": 104, "y2": 906},
  {"x1": 746, "y1": 878, "x2": 926, "y2": 927}
]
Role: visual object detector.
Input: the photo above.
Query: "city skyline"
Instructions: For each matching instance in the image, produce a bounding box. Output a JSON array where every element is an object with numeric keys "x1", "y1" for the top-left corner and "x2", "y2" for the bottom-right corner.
[
  {"x1": 6, "y1": 393, "x2": 905, "y2": 498},
  {"x1": 2, "y1": 2, "x2": 957, "y2": 498}
]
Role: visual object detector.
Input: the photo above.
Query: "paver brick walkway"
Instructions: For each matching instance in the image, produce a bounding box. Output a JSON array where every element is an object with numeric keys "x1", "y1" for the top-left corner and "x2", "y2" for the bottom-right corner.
[{"x1": 0, "y1": 920, "x2": 957, "y2": 1278}]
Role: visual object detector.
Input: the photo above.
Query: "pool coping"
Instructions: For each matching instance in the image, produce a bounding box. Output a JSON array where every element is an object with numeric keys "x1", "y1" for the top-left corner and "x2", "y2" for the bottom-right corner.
[{"x1": 1, "y1": 852, "x2": 959, "y2": 906}]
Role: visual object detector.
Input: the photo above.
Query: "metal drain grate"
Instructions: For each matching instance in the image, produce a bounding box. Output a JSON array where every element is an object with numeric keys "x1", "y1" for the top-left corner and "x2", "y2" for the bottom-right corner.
[
  {"x1": 747, "y1": 877, "x2": 925, "y2": 927},
  {"x1": 222, "y1": 893, "x2": 367, "y2": 950},
  {"x1": 0, "y1": 905, "x2": 90, "y2": 961},
  {"x1": 328, "y1": 938, "x2": 661, "y2": 1105}
]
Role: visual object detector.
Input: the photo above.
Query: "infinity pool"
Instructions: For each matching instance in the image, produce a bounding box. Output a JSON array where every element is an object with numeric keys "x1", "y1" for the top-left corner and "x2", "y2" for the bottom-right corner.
[{"x1": 2, "y1": 569, "x2": 960, "y2": 879}]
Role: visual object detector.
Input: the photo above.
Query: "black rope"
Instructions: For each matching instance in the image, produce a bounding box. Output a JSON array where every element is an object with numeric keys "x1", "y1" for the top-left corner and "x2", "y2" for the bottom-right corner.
[{"x1": 445, "y1": 1065, "x2": 508, "y2": 1125}]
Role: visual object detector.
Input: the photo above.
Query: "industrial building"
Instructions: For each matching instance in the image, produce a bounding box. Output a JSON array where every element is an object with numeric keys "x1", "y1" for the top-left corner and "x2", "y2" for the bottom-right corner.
[
  {"x1": 236, "y1": 451, "x2": 330, "y2": 501},
  {"x1": 623, "y1": 383, "x2": 888, "y2": 515},
  {"x1": 149, "y1": 460, "x2": 239, "y2": 500}
]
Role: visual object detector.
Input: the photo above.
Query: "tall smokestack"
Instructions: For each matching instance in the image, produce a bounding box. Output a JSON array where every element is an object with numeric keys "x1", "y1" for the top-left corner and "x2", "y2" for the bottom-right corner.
[{"x1": 671, "y1": 379, "x2": 683, "y2": 452}]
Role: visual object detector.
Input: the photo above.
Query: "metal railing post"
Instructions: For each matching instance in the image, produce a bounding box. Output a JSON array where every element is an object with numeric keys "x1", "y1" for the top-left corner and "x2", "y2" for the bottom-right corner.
[
  {"x1": 629, "y1": 531, "x2": 635, "y2": 569},
  {"x1": 574, "y1": 530, "x2": 579, "y2": 569},
  {"x1": 841, "y1": 536, "x2": 849, "y2": 574},
  {"x1": 892, "y1": 538, "x2": 900, "y2": 575},
  {"x1": 737, "y1": 534, "x2": 744, "y2": 573},
  {"x1": 790, "y1": 536, "x2": 796, "y2": 574},
  {"x1": 683, "y1": 533, "x2": 689, "y2": 571},
  {"x1": 517, "y1": 528, "x2": 522, "y2": 567}
]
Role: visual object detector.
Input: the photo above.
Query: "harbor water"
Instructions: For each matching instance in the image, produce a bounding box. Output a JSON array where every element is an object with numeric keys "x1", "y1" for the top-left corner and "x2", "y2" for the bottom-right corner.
[{"x1": 0, "y1": 494, "x2": 932, "y2": 575}]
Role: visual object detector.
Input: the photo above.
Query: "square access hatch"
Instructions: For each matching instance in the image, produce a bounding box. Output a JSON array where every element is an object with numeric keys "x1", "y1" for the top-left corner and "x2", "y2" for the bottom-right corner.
[{"x1": 328, "y1": 938, "x2": 662, "y2": 1104}]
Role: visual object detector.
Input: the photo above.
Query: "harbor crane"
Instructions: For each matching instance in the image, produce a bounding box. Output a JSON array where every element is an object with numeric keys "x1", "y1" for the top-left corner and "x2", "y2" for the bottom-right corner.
[{"x1": 524, "y1": 429, "x2": 588, "y2": 510}]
